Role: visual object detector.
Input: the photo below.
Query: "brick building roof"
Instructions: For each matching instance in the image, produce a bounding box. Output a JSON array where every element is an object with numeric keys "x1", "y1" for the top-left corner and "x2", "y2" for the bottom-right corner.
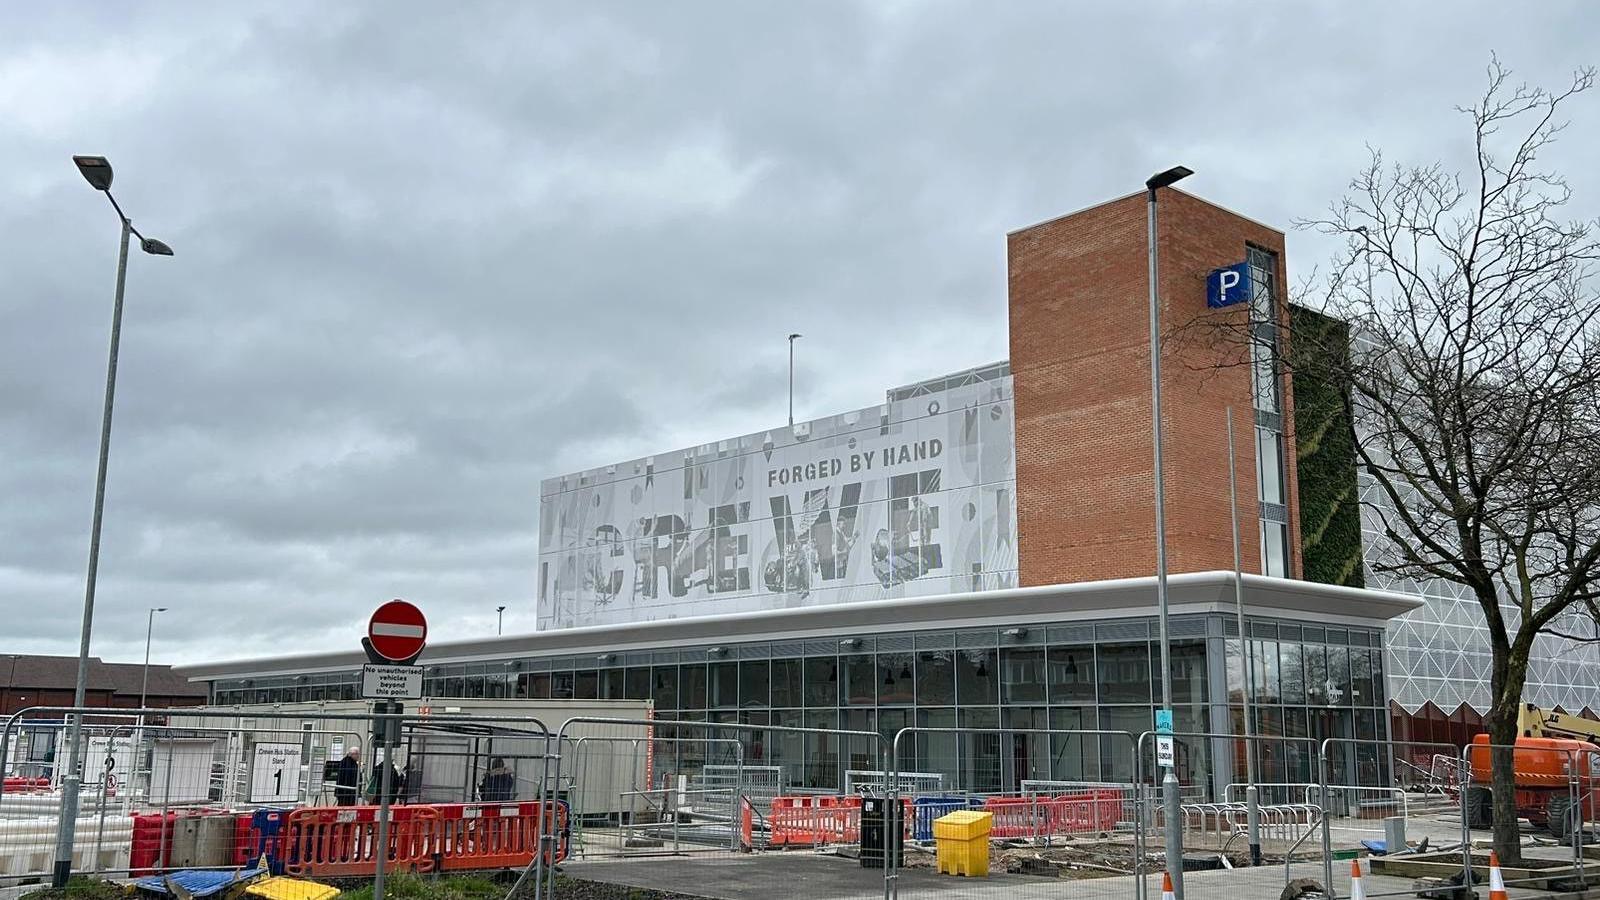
[{"x1": 1, "y1": 654, "x2": 205, "y2": 698}]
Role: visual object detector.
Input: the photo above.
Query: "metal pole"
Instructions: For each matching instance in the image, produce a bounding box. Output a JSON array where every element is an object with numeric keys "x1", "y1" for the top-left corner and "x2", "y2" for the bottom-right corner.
[
  {"x1": 1227, "y1": 408, "x2": 1262, "y2": 865},
  {"x1": 497, "y1": 606, "x2": 505, "y2": 636},
  {"x1": 374, "y1": 739, "x2": 393, "y2": 900},
  {"x1": 1146, "y1": 185, "x2": 1183, "y2": 896},
  {"x1": 139, "y1": 608, "x2": 162, "y2": 717},
  {"x1": 53, "y1": 217, "x2": 132, "y2": 888},
  {"x1": 787, "y1": 333, "x2": 801, "y2": 428}
]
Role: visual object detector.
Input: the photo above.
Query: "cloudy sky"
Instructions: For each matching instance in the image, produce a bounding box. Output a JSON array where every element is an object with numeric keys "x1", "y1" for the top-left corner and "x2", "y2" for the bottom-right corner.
[{"x1": 2, "y1": 2, "x2": 1595, "y2": 666}]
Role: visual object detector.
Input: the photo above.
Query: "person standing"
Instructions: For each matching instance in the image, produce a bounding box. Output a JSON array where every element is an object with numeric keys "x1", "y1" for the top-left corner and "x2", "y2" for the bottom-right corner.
[
  {"x1": 334, "y1": 747, "x2": 362, "y2": 806},
  {"x1": 479, "y1": 757, "x2": 515, "y2": 801}
]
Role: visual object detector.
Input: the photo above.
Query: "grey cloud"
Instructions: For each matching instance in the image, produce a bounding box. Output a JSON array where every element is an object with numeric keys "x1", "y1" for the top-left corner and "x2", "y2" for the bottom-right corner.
[{"x1": 1, "y1": 1, "x2": 1595, "y2": 665}]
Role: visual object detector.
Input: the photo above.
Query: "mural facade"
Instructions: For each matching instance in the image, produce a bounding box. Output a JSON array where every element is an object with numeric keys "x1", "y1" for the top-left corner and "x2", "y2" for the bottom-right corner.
[{"x1": 537, "y1": 366, "x2": 1017, "y2": 630}]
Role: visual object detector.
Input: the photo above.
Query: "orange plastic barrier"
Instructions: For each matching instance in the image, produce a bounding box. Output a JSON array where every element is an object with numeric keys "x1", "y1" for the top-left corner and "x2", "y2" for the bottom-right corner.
[
  {"x1": 767, "y1": 795, "x2": 910, "y2": 848},
  {"x1": 434, "y1": 801, "x2": 569, "y2": 871},
  {"x1": 982, "y1": 791, "x2": 1123, "y2": 839},
  {"x1": 284, "y1": 805, "x2": 441, "y2": 877}
]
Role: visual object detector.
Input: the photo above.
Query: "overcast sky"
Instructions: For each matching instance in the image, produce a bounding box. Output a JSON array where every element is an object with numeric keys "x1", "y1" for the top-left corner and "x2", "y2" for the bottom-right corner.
[{"x1": 2, "y1": 2, "x2": 1596, "y2": 667}]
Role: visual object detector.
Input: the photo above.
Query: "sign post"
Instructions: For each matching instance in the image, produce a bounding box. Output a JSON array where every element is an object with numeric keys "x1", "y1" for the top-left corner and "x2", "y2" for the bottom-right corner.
[
  {"x1": 364, "y1": 600, "x2": 426, "y2": 900},
  {"x1": 1155, "y1": 708, "x2": 1175, "y2": 769}
]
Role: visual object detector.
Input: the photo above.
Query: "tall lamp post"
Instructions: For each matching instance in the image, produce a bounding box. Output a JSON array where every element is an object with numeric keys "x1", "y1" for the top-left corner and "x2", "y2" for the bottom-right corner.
[
  {"x1": 1145, "y1": 164, "x2": 1191, "y2": 898},
  {"x1": 787, "y1": 333, "x2": 802, "y2": 427},
  {"x1": 53, "y1": 155, "x2": 174, "y2": 889},
  {"x1": 139, "y1": 607, "x2": 169, "y2": 714},
  {"x1": 496, "y1": 605, "x2": 507, "y2": 636}
]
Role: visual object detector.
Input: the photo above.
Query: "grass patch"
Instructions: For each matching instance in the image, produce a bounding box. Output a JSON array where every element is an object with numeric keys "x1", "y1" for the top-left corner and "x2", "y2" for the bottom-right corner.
[
  {"x1": 337, "y1": 872, "x2": 508, "y2": 900},
  {"x1": 21, "y1": 877, "x2": 133, "y2": 900}
]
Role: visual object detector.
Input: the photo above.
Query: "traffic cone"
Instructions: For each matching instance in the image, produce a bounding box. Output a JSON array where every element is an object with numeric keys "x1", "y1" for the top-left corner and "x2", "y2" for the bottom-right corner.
[
  {"x1": 1161, "y1": 871, "x2": 1175, "y2": 900},
  {"x1": 1349, "y1": 857, "x2": 1366, "y2": 900},
  {"x1": 1488, "y1": 850, "x2": 1508, "y2": 900}
]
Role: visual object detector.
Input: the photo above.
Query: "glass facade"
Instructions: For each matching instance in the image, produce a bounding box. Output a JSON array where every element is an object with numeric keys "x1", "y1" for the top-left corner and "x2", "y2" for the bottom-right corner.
[
  {"x1": 208, "y1": 613, "x2": 1388, "y2": 798},
  {"x1": 1248, "y1": 245, "x2": 1292, "y2": 578}
]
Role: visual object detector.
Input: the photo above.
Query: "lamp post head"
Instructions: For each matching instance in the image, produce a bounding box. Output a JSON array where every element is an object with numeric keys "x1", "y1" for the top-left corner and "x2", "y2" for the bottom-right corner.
[
  {"x1": 1145, "y1": 165, "x2": 1194, "y2": 192},
  {"x1": 140, "y1": 237, "x2": 174, "y2": 256},
  {"x1": 788, "y1": 333, "x2": 802, "y2": 342},
  {"x1": 73, "y1": 155, "x2": 114, "y2": 191},
  {"x1": 153, "y1": 607, "x2": 168, "y2": 613}
]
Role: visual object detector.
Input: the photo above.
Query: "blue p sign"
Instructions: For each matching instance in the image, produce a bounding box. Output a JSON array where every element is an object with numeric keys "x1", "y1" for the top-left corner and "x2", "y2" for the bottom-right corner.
[{"x1": 1207, "y1": 261, "x2": 1251, "y2": 308}]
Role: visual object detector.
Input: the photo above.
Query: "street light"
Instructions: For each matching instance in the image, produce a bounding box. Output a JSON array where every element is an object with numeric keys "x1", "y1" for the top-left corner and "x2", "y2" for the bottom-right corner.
[
  {"x1": 496, "y1": 606, "x2": 507, "y2": 636},
  {"x1": 139, "y1": 607, "x2": 169, "y2": 714},
  {"x1": 55, "y1": 155, "x2": 175, "y2": 889},
  {"x1": 1145, "y1": 163, "x2": 1190, "y2": 898},
  {"x1": 787, "y1": 333, "x2": 802, "y2": 427}
]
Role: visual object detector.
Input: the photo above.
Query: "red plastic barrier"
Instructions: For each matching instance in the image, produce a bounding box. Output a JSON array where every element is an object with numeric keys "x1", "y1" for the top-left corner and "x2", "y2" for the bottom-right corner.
[
  {"x1": 1, "y1": 777, "x2": 51, "y2": 793},
  {"x1": 284, "y1": 805, "x2": 441, "y2": 877},
  {"x1": 433, "y1": 801, "x2": 569, "y2": 871},
  {"x1": 767, "y1": 795, "x2": 909, "y2": 848},
  {"x1": 981, "y1": 791, "x2": 1124, "y2": 839},
  {"x1": 129, "y1": 809, "x2": 229, "y2": 876},
  {"x1": 1049, "y1": 790, "x2": 1122, "y2": 835}
]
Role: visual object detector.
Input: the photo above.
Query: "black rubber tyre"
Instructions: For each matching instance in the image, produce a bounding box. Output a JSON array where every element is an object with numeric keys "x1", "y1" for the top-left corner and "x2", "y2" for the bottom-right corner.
[
  {"x1": 1463, "y1": 784, "x2": 1492, "y2": 829},
  {"x1": 1548, "y1": 792, "x2": 1574, "y2": 841},
  {"x1": 1279, "y1": 878, "x2": 1328, "y2": 900}
]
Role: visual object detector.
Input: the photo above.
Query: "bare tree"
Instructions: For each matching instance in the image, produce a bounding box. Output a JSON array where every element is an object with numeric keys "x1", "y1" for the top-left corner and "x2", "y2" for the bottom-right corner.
[{"x1": 1191, "y1": 57, "x2": 1600, "y2": 863}]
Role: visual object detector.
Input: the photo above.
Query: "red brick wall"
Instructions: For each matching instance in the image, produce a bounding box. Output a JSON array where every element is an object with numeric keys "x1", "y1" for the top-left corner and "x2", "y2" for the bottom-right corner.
[{"x1": 1007, "y1": 189, "x2": 1300, "y2": 586}]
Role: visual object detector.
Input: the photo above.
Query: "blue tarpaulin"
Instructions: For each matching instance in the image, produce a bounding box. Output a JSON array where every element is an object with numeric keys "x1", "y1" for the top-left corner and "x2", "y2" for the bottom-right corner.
[{"x1": 134, "y1": 867, "x2": 268, "y2": 897}]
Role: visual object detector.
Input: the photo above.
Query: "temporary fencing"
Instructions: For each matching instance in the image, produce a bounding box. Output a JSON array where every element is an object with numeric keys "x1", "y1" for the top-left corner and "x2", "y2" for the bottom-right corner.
[
  {"x1": 0, "y1": 704, "x2": 582, "y2": 900},
  {"x1": 22, "y1": 704, "x2": 1600, "y2": 900}
]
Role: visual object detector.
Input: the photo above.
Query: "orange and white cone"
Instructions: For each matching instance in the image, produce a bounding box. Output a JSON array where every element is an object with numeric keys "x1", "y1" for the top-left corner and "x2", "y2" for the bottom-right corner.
[
  {"x1": 1488, "y1": 850, "x2": 1508, "y2": 900},
  {"x1": 1161, "y1": 871, "x2": 1176, "y2": 900},
  {"x1": 1349, "y1": 857, "x2": 1367, "y2": 900}
]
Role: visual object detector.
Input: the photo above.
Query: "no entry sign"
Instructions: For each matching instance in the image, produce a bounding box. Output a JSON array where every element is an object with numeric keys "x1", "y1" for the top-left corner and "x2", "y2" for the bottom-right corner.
[{"x1": 367, "y1": 599, "x2": 427, "y2": 662}]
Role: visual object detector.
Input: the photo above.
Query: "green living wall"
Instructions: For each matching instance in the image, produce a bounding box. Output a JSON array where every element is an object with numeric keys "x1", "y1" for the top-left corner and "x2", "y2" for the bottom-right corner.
[{"x1": 1289, "y1": 305, "x2": 1365, "y2": 588}]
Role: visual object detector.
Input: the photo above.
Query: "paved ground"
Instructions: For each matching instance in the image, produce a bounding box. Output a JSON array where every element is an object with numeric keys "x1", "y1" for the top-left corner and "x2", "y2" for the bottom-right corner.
[{"x1": 563, "y1": 848, "x2": 1583, "y2": 900}]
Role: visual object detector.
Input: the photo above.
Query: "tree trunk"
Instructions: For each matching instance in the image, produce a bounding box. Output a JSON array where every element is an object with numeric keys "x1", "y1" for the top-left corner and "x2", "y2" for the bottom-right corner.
[{"x1": 1487, "y1": 652, "x2": 1531, "y2": 865}]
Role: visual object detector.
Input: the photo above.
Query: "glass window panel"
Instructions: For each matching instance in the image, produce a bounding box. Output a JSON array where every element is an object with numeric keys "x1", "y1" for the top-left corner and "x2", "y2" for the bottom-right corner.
[
  {"x1": 916, "y1": 708, "x2": 959, "y2": 788},
  {"x1": 1304, "y1": 644, "x2": 1328, "y2": 706},
  {"x1": 804, "y1": 657, "x2": 838, "y2": 707},
  {"x1": 1171, "y1": 641, "x2": 1207, "y2": 706},
  {"x1": 771, "y1": 659, "x2": 801, "y2": 708},
  {"x1": 740, "y1": 660, "x2": 769, "y2": 709},
  {"x1": 957, "y1": 649, "x2": 998, "y2": 705},
  {"x1": 625, "y1": 667, "x2": 650, "y2": 701},
  {"x1": 601, "y1": 669, "x2": 624, "y2": 700},
  {"x1": 1251, "y1": 639, "x2": 1280, "y2": 704},
  {"x1": 879, "y1": 653, "x2": 914, "y2": 706},
  {"x1": 1048, "y1": 646, "x2": 1095, "y2": 703},
  {"x1": 917, "y1": 651, "x2": 955, "y2": 706},
  {"x1": 1098, "y1": 643, "x2": 1152, "y2": 704},
  {"x1": 551, "y1": 672, "x2": 574, "y2": 700},
  {"x1": 1000, "y1": 648, "x2": 1046, "y2": 704},
  {"x1": 960, "y1": 707, "x2": 1001, "y2": 793},
  {"x1": 1279, "y1": 643, "x2": 1304, "y2": 704},
  {"x1": 844, "y1": 654, "x2": 875, "y2": 706},
  {"x1": 1098, "y1": 707, "x2": 1151, "y2": 782},
  {"x1": 1003, "y1": 707, "x2": 1050, "y2": 789},
  {"x1": 803, "y1": 709, "x2": 840, "y2": 790},
  {"x1": 1261, "y1": 521, "x2": 1289, "y2": 577},
  {"x1": 1327, "y1": 645, "x2": 1351, "y2": 707},
  {"x1": 651, "y1": 666, "x2": 678, "y2": 709},
  {"x1": 1048, "y1": 706, "x2": 1101, "y2": 781},
  {"x1": 680, "y1": 664, "x2": 708, "y2": 709},
  {"x1": 709, "y1": 661, "x2": 738, "y2": 708},
  {"x1": 574, "y1": 669, "x2": 599, "y2": 700},
  {"x1": 1256, "y1": 428, "x2": 1284, "y2": 504}
]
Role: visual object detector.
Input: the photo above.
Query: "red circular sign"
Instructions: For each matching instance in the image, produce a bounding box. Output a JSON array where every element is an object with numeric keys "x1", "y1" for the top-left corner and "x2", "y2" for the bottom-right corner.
[{"x1": 368, "y1": 599, "x2": 428, "y2": 662}]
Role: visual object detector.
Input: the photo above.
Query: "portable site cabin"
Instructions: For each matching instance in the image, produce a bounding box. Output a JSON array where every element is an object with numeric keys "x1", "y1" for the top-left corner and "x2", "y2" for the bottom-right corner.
[{"x1": 161, "y1": 698, "x2": 656, "y2": 818}]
